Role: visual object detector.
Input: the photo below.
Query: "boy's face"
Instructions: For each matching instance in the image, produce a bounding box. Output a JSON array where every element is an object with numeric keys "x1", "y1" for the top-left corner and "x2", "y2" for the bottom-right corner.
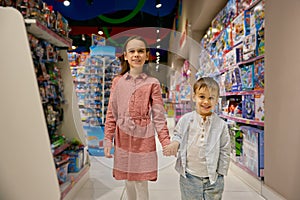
[
  {"x1": 193, "y1": 87, "x2": 218, "y2": 116},
  {"x1": 124, "y1": 39, "x2": 149, "y2": 69}
]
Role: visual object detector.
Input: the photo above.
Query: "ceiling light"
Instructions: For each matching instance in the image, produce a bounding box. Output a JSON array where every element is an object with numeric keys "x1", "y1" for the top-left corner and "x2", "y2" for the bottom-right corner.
[
  {"x1": 63, "y1": 0, "x2": 70, "y2": 6},
  {"x1": 156, "y1": 0, "x2": 162, "y2": 9},
  {"x1": 98, "y1": 30, "x2": 104, "y2": 35},
  {"x1": 72, "y1": 45, "x2": 76, "y2": 50},
  {"x1": 156, "y1": 45, "x2": 160, "y2": 49},
  {"x1": 82, "y1": 34, "x2": 86, "y2": 41},
  {"x1": 156, "y1": 38, "x2": 161, "y2": 42},
  {"x1": 156, "y1": 29, "x2": 160, "y2": 33}
]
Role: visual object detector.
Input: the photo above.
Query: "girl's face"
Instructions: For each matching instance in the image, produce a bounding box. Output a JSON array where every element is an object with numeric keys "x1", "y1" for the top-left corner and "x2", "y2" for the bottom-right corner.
[
  {"x1": 193, "y1": 87, "x2": 218, "y2": 116},
  {"x1": 124, "y1": 39, "x2": 149, "y2": 69}
]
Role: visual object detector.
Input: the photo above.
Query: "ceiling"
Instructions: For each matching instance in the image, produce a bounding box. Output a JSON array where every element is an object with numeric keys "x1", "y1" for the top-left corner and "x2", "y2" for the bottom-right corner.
[
  {"x1": 44, "y1": 0, "x2": 178, "y2": 54},
  {"x1": 44, "y1": 0, "x2": 226, "y2": 61}
]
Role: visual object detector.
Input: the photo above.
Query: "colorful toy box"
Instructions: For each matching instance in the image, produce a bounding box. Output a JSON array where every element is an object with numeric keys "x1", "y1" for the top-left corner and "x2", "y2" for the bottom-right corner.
[
  {"x1": 56, "y1": 162, "x2": 69, "y2": 184},
  {"x1": 231, "y1": 67, "x2": 242, "y2": 92},
  {"x1": 66, "y1": 149, "x2": 84, "y2": 173},
  {"x1": 255, "y1": 93, "x2": 264, "y2": 122},
  {"x1": 242, "y1": 94, "x2": 255, "y2": 119},
  {"x1": 239, "y1": 126, "x2": 264, "y2": 177},
  {"x1": 241, "y1": 63, "x2": 254, "y2": 90},
  {"x1": 231, "y1": 12, "x2": 245, "y2": 46},
  {"x1": 243, "y1": 32, "x2": 256, "y2": 61},
  {"x1": 254, "y1": 58, "x2": 264, "y2": 90}
]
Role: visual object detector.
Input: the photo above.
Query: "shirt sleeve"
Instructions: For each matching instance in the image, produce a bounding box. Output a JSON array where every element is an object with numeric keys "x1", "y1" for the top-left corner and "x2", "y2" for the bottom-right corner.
[
  {"x1": 172, "y1": 116, "x2": 185, "y2": 145},
  {"x1": 217, "y1": 123, "x2": 231, "y2": 175},
  {"x1": 104, "y1": 76, "x2": 121, "y2": 148},
  {"x1": 150, "y1": 83, "x2": 170, "y2": 147}
]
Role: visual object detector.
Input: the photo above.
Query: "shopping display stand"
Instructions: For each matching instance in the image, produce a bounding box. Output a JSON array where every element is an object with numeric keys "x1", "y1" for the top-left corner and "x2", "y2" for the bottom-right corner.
[{"x1": 0, "y1": 7, "x2": 89, "y2": 200}]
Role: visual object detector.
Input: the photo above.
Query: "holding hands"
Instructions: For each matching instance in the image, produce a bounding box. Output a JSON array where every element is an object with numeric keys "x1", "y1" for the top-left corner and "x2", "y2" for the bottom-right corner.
[{"x1": 163, "y1": 141, "x2": 179, "y2": 156}]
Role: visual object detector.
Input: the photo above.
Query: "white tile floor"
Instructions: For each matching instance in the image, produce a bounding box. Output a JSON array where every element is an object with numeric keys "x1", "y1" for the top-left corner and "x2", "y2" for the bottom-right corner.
[{"x1": 74, "y1": 147, "x2": 266, "y2": 200}]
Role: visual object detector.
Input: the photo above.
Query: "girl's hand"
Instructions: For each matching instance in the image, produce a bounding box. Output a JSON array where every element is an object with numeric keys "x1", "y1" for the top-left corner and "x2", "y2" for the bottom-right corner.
[
  {"x1": 163, "y1": 141, "x2": 179, "y2": 156},
  {"x1": 104, "y1": 147, "x2": 113, "y2": 158}
]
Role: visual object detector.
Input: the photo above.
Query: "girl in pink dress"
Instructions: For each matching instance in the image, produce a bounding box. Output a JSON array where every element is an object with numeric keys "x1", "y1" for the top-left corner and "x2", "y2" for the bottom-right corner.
[{"x1": 104, "y1": 36, "x2": 170, "y2": 200}]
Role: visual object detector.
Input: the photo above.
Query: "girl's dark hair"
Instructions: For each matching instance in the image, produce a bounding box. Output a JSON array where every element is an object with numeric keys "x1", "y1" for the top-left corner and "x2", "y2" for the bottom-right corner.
[
  {"x1": 119, "y1": 35, "x2": 150, "y2": 75},
  {"x1": 193, "y1": 77, "x2": 220, "y2": 96}
]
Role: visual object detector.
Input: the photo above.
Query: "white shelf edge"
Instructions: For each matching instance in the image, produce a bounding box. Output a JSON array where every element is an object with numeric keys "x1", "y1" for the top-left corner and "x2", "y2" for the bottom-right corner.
[{"x1": 24, "y1": 18, "x2": 72, "y2": 48}]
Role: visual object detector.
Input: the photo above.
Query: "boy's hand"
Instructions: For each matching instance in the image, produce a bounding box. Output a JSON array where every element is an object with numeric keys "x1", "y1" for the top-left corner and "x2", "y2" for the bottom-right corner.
[{"x1": 163, "y1": 141, "x2": 179, "y2": 156}]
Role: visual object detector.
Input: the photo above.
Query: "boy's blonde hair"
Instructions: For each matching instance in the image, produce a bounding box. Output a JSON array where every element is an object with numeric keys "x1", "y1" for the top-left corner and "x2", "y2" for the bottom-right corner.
[{"x1": 193, "y1": 77, "x2": 220, "y2": 96}]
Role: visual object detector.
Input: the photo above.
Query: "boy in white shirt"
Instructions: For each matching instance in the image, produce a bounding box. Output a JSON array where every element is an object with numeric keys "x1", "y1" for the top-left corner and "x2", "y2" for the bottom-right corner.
[{"x1": 163, "y1": 77, "x2": 231, "y2": 200}]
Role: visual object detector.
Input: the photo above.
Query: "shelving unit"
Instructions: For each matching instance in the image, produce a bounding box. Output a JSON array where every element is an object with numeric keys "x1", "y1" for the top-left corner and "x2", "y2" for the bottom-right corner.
[
  {"x1": 25, "y1": 18, "x2": 72, "y2": 48},
  {"x1": 70, "y1": 48, "x2": 119, "y2": 127},
  {"x1": 198, "y1": 0, "x2": 265, "y2": 182},
  {"x1": 0, "y1": 7, "x2": 88, "y2": 200}
]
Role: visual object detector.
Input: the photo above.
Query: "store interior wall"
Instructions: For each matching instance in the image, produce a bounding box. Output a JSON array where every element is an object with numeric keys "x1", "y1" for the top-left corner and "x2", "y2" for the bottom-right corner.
[
  {"x1": 168, "y1": 0, "x2": 227, "y2": 84},
  {"x1": 265, "y1": 0, "x2": 300, "y2": 199}
]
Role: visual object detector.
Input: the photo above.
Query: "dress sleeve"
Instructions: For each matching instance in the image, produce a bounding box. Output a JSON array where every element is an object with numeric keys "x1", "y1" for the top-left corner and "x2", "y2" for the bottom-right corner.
[
  {"x1": 104, "y1": 76, "x2": 121, "y2": 148},
  {"x1": 151, "y1": 83, "x2": 170, "y2": 147}
]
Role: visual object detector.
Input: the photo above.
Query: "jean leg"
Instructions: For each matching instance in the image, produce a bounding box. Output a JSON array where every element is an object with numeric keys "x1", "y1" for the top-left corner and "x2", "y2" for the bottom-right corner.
[
  {"x1": 180, "y1": 173, "x2": 204, "y2": 200},
  {"x1": 203, "y1": 175, "x2": 224, "y2": 200}
]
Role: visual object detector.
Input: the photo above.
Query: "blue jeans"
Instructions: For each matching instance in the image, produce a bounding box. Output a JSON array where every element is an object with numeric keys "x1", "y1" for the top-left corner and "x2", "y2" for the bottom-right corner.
[{"x1": 180, "y1": 172, "x2": 224, "y2": 200}]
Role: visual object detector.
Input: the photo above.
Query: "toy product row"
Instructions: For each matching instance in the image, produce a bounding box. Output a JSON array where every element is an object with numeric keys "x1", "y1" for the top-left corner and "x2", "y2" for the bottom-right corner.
[
  {"x1": 228, "y1": 122, "x2": 264, "y2": 178},
  {"x1": 197, "y1": 0, "x2": 264, "y2": 78},
  {"x1": 27, "y1": 33, "x2": 85, "y2": 186},
  {"x1": 1, "y1": 0, "x2": 70, "y2": 38},
  {"x1": 69, "y1": 52, "x2": 120, "y2": 127}
]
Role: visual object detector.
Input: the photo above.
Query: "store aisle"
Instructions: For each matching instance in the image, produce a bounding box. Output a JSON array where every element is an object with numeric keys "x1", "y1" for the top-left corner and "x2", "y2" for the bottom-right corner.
[{"x1": 74, "y1": 140, "x2": 265, "y2": 200}]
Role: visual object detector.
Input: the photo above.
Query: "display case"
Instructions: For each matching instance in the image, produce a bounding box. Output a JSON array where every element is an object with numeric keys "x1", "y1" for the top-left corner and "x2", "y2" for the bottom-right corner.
[{"x1": 0, "y1": 7, "x2": 88, "y2": 200}]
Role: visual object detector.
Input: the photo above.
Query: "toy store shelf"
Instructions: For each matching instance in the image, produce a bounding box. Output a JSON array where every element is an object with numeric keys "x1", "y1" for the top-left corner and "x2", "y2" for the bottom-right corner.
[
  {"x1": 231, "y1": 159, "x2": 263, "y2": 180},
  {"x1": 53, "y1": 143, "x2": 70, "y2": 156},
  {"x1": 247, "y1": 0, "x2": 263, "y2": 11},
  {"x1": 24, "y1": 19, "x2": 72, "y2": 48},
  {"x1": 211, "y1": 54, "x2": 265, "y2": 77},
  {"x1": 238, "y1": 55, "x2": 264, "y2": 65},
  {"x1": 219, "y1": 114, "x2": 264, "y2": 127},
  {"x1": 222, "y1": 89, "x2": 264, "y2": 96},
  {"x1": 60, "y1": 164, "x2": 90, "y2": 199}
]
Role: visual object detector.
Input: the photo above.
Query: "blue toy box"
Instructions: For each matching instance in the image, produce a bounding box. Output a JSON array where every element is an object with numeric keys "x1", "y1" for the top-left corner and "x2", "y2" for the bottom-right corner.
[{"x1": 239, "y1": 126, "x2": 264, "y2": 177}]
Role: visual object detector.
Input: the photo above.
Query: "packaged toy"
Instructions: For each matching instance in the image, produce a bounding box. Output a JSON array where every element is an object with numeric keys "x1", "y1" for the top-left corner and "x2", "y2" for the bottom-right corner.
[
  {"x1": 224, "y1": 49, "x2": 236, "y2": 70},
  {"x1": 255, "y1": 93, "x2": 264, "y2": 122},
  {"x1": 228, "y1": 123, "x2": 243, "y2": 162},
  {"x1": 231, "y1": 67, "x2": 242, "y2": 91},
  {"x1": 231, "y1": 12, "x2": 245, "y2": 46},
  {"x1": 254, "y1": 58, "x2": 264, "y2": 90},
  {"x1": 241, "y1": 64, "x2": 254, "y2": 90},
  {"x1": 256, "y1": 24, "x2": 265, "y2": 56},
  {"x1": 244, "y1": 10, "x2": 251, "y2": 36},
  {"x1": 236, "y1": 0, "x2": 255, "y2": 14},
  {"x1": 239, "y1": 126, "x2": 264, "y2": 177},
  {"x1": 224, "y1": 71, "x2": 232, "y2": 92},
  {"x1": 242, "y1": 94, "x2": 255, "y2": 119},
  {"x1": 56, "y1": 162, "x2": 69, "y2": 184},
  {"x1": 243, "y1": 32, "x2": 256, "y2": 60},
  {"x1": 228, "y1": 96, "x2": 242, "y2": 117}
]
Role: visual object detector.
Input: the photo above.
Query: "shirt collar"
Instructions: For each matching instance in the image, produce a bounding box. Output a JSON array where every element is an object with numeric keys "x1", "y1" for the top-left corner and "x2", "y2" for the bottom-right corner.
[
  {"x1": 124, "y1": 72, "x2": 148, "y2": 80},
  {"x1": 194, "y1": 111, "x2": 214, "y2": 124}
]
